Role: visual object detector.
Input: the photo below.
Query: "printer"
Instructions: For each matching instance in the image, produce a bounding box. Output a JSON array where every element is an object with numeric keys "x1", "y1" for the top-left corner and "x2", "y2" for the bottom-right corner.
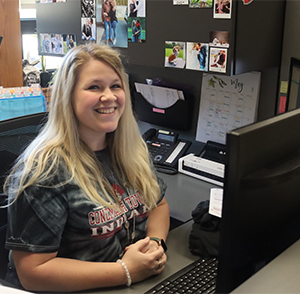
[{"x1": 178, "y1": 141, "x2": 226, "y2": 186}]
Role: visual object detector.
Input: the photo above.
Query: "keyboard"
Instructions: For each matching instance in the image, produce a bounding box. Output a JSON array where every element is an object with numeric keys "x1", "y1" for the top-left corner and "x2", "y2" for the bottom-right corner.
[{"x1": 145, "y1": 257, "x2": 218, "y2": 294}]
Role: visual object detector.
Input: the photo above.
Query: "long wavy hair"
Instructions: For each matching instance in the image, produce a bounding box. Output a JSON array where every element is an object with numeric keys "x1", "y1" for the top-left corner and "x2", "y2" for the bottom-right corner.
[{"x1": 4, "y1": 44, "x2": 160, "y2": 209}]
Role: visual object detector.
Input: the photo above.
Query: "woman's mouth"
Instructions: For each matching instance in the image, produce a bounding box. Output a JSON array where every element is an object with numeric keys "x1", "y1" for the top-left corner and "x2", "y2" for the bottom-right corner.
[{"x1": 95, "y1": 107, "x2": 115, "y2": 114}]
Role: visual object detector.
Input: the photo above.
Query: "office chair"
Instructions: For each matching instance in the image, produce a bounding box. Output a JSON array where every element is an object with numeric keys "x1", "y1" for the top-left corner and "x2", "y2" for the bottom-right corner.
[{"x1": 0, "y1": 112, "x2": 48, "y2": 280}]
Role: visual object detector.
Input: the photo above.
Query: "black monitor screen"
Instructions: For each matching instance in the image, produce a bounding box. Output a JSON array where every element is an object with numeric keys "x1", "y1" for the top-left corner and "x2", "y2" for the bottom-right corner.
[{"x1": 216, "y1": 108, "x2": 300, "y2": 293}]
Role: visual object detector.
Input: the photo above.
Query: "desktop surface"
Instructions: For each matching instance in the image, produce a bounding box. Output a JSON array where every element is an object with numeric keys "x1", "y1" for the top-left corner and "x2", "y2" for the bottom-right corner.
[
  {"x1": 63, "y1": 221, "x2": 199, "y2": 294},
  {"x1": 231, "y1": 237, "x2": 300, "y2": 294},
  {"x1": 2, "y1": 220, "x2": 300, "y2": 294},
  {"x1": 159, "y1": 171, "x2": 216, "y2": 222}
]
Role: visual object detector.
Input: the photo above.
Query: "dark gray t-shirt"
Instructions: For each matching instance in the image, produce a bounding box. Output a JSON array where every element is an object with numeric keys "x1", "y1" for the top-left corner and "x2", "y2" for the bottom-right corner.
[{"x1": 6, "y1": 149, "x2": 166, "y2": 264}]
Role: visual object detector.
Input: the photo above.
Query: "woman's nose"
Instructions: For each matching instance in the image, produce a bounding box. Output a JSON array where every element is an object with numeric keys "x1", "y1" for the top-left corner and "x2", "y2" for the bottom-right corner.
[{"x1": 100, "y1": 88, "x2": 117, "y2": 102}]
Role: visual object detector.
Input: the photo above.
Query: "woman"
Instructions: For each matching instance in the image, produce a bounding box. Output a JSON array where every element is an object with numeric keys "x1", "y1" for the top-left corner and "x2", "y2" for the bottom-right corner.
[
  {"x1": 131, "y1": 19, "x2": 141, "y2": 43},
  {"x1": 129, "y1": 0, "x2": 137, "y2": 17},
  {"x1": 82, "y1": 18, "x2": 92, "y2": 41},
  {"x1": 102, "y1": 0, "x2": 112, "y2": 44},
  {"x1": 4, "y1": 44, "x2": 170, "y2": 292},
  {"x1": 109, "y1": 0, "x2": 118, "y2": 45}
]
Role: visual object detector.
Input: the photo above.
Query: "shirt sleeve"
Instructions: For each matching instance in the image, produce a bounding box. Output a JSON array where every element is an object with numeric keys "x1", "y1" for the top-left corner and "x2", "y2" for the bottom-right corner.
[
  {"x1": 156, "y1": 173, "x2": 167, "y2": 205},
  {"x1": 6, "y1": 183, "x2": 69, "y2": 253}
]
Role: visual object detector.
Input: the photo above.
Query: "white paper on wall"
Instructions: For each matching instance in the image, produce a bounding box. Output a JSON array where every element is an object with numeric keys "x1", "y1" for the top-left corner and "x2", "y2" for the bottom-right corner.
[{"x1": 196, "y1": 71, "x2": 261, "y2": 144}]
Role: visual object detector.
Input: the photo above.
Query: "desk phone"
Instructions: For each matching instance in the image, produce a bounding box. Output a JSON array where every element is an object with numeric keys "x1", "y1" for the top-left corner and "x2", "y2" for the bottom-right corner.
[{"x1": 143, "y1": 128, "x2": 191, "y2": 174}]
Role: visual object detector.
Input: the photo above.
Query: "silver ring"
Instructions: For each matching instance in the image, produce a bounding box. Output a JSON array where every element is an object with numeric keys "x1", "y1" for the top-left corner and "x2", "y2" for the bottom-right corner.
[{"x1": 157, "y1": 260, "x2": 162, "y2": 269}]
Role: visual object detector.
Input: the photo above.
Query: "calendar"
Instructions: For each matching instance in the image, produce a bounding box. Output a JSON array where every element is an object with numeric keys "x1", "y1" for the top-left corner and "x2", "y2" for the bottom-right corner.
[{"x1": 196, "y1": 72, "x2": 261, "y2": 144}]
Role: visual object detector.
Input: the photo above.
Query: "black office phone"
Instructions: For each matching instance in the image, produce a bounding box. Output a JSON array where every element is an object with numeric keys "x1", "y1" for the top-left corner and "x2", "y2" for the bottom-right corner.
[{"x1": 143, "y1": 128, "x2": 191, "y2": 174}]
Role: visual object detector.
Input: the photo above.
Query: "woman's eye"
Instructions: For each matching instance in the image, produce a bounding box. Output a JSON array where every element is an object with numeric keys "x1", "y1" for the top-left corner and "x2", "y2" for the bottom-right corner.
[
  {"x1": 111, "y1": 84, "x2": 122, "y2": 89},
  {"x1": 88, "y1": 85, "x2": 99, "y2": 90}
]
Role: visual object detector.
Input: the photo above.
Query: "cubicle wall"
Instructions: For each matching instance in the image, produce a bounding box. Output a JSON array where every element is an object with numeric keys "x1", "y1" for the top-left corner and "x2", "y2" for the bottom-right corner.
[{"x1": 36, "y1": 0, "x2": 286, "y2": 139}]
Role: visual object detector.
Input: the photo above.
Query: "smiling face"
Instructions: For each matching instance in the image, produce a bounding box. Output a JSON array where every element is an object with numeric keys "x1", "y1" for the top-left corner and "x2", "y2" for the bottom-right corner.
[{"x1": 72, "y1": 58, "x2": 126, "y2": 151}]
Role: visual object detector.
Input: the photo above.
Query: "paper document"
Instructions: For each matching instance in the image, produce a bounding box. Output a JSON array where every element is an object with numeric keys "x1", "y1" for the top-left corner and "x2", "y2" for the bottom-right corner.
[
  {"x1": 196, "y1": 72, "x2": 260, "y2": 144},
  {"x1": 209, "y1": 188, "x2": 223, "y2": 218},
  {"x1": 135, "y1": 83, "x2": 185, "y2": 109}
]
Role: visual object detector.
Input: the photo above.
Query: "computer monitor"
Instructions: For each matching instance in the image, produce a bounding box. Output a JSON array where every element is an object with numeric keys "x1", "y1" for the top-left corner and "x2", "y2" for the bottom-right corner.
[{"x1": 216, "y1": 108, "x2": 300, "y2": 293}]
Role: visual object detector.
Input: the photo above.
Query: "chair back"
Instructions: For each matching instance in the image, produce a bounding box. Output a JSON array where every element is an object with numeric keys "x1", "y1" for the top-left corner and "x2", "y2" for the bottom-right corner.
[{"x1": 0, "y1": 112, "x2": 48, "y2": 279}]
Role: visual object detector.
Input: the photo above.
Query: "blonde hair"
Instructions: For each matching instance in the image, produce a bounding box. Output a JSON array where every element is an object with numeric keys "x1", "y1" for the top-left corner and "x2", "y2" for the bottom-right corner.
[{"x1": 5, "y1": 44, "x2": 160, "y2": 209}]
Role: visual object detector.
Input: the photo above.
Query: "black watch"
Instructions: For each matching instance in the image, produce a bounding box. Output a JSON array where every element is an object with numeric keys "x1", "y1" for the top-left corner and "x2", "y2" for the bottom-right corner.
[{"x1": 150, "y1": 237, "x2": 168, "y2": 252}]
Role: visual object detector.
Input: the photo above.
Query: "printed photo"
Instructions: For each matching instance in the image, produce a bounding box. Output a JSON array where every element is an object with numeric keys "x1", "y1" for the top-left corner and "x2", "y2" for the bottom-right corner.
[
  {"x1": 165, "y1": 41, "x2": 186, "y2": 69},
  {"x1": 209, "y1": 31, "x2": 230, "y2": 48},
  {"x1": 128, "y1": 17, "x2": 146, "y2": 43},
  {"x1": 189, "y1": 0, "x2": 213, "y2": 8},
  {"x1": 39, "y1": 33, "x2": 64, "y2": 55},
  {"x1": 40, "y1": 33, "x2": 52, "y2": 54},
  {"x1": 38, "y1": 0, "x2": 53, "y2": 3},
  {"x1": 128, "y1": 0, "x2": 146, "y2": 17},
  {"x1": 97, "y1": 0, "x2": 128, "y2": 48},
  {"x1": 209, "y1": 47, "x2": 227, "y2": 73},
  {"x1": 63, "y1": 34, "x2": 77, "y2": 53},
  {"x1": 186, "y1": 42, "x2": 208, "y2": 71},
  {"x1": 214, "y1": 0, "x2": 231, "y2": 19},
  {"x1": 173, "y1": 0, "x2": 189, "y2": 4},
  {"x1": 82, "y1": 17, "x2": 96, "y2": 42},
  {"x1": 51, "y1": 34, "x2": 63, "y2": 54},
  {"x1": 81, "y1": 0, "x2": 96, "y2": 18}
]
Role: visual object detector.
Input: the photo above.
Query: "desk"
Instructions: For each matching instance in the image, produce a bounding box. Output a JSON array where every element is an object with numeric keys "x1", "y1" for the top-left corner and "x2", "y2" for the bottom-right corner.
[
  {"x1": 69, "y1": 221, "x2": 198, "y2": 294},
  {"x1": 2, "y1": 214, "x2": 300, "y2": 293},
  {"x1": 159, "y1": 172, "x2": 216, "y2": 222},
  {"x1": 0, "y1": 222, "x2": 197, "y2": 294},
  {"x1": 231, "y1": 238, "x2": 300, "y2": 294},
  {"x1": 81, "y1": 221, "x2": 300, "y2": 294}
]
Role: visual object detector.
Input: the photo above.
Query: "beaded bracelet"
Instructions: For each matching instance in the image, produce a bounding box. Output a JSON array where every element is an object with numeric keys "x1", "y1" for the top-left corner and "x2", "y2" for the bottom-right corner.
[{"x1": 117, "y1": 259, "x2": 132, "y2": 287}]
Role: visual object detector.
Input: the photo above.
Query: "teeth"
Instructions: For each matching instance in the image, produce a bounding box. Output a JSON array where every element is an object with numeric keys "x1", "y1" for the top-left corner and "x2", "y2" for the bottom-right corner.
[{"x1": 96, "y1": 108, "x2": 115, "y2": 114}]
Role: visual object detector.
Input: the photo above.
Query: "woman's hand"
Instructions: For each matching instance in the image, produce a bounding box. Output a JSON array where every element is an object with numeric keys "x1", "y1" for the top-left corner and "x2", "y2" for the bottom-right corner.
[{"x1": 121, "y1": 237, "x2": 167, "y2": 283}]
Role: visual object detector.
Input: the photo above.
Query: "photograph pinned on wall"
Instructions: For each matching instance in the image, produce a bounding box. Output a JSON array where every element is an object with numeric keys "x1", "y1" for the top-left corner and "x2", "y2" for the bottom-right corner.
[
  {"x1": 51, "y1": 34, "x2": 64, "y2": 54},
  {"x1": 164, "y1": 41, "x2": 186, "y2": 69},
  {"x1": 128, "y1": 17, "x2": 146, "y2": 43},
  {"x1": 82, "y1": 17, "x2": 96, "y2": 42},
  {"x1": 98, "y1": 0, "x2": 128, "y2": 48},
  {"x1": 63, "y1": 34, "x2": 76, "y2": 53},
  {"x1": 128, "y1": 0, "x2": 146, "y2": 17},
  {"x1": 186, "y1": 42, "x2": 208, "y2": 71},
  {"x1": 37, "y1": 0, "x2": 54, "y2": 3},
  {"x1": 209, "y1": 31, "x2": 230, "y2": 48},
  {"x1": 173, "y1": 0, "x2": 189, "y2": 5},
  {"x1": 209, "y1": 47, "x2": 227, "y2": 73},
  {"x1": 214, "y1": 0, "x2": 231, "y2": 19},
  {"x1": 40, "y1": 33, "x2": 52, "y2": 54},
  {"x1": 189, "y1": 0, "x2": 213, "y2": 8},
  {"x1": 81, "y1": 0, "x2": 96, "y2": 17},
  {"x1": 39, "y1": 33, "x2": 63, "y2": 55}
]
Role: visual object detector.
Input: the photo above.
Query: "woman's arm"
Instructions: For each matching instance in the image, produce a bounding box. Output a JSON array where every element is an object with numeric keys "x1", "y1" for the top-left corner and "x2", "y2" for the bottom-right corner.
[
  {"x1": 13, "y1": 237, "x2": 165, "y2": 292},
  {"x1": 146, "y1": 197, "x2": 170, "y2": 241}
]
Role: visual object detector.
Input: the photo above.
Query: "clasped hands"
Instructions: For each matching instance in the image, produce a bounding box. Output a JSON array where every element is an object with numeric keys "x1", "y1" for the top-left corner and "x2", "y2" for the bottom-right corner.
[{"x1": 120, "y1": 237, "x2": 167, "y2": 284}]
